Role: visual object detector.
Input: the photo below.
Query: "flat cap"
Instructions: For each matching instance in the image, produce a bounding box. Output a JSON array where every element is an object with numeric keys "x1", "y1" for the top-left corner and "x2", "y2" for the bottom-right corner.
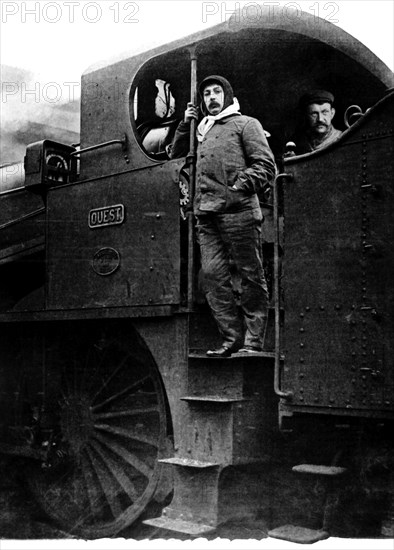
[{"x1": 300, "y1": 90, "x2": 334, "y2": 108}]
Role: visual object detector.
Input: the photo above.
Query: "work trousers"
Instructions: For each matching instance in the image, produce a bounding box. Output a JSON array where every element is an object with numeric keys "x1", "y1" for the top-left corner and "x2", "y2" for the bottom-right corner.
[{"x1": 196, "y1": 209, "x2": 269, "y2": 349}]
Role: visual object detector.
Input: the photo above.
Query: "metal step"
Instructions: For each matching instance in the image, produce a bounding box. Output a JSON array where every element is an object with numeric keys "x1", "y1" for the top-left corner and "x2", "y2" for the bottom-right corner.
[
  {"x1": 292, "y1": 464, "x2": 347, "y2": 476},
  {"x1": 189, "y1": 350, "x2": 275, "y2": 360},
  {"x1": 159, "y1": 457, "x2": 220, "y2": 468},
  {"x1": 181, "y1": 395, "x2": 245, "y2": 403},
  {"x1": 268, "y1": 524, "x2": 329, "y2": 544},
  {"x1": 143, "y1": 516, "x2": 215, "y2": 536}
]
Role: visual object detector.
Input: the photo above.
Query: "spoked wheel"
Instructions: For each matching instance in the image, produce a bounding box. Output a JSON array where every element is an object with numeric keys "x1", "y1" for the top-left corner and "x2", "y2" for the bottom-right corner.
[{"x1": 25, "y1": 321, "x2": 171, "y2": 538}]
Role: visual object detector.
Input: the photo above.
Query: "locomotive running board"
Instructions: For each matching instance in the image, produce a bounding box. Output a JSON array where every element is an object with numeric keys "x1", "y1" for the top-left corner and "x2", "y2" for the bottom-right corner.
[
  {"x1": 143, "y1": 516, "x2": 215, "y2": 537},
  {"x1": 268, "y1": 525, "x2": 329, "y2": 544}
]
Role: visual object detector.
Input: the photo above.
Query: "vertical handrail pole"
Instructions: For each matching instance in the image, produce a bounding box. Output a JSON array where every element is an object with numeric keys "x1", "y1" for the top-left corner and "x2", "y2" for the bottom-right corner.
[
  {"x1": 187, "y1": 46, "x2": 198, "y2": 309},
  {"x1": 273, "y1": 173, "x2": 293, "y2": 399}
]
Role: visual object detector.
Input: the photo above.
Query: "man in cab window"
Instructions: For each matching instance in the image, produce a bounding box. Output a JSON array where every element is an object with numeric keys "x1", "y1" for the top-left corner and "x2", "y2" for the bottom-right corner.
[{"x1": 288, "y1": 90, "x2": 342, "y2": 156}]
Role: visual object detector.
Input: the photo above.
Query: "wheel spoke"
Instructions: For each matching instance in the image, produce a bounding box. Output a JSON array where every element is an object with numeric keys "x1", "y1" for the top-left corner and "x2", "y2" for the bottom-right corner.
[
  {"x1": 73, "y1": 357, "x2": 79, "y2": 396},
  {"x1": 91, "y1": 375, "x2": 151, "y2": 412},
  {"x1": 80, "y1": 343, "x2": 109, "y2": 394},
  {"x1": 89, "y1": 439, "x2": 140, "y2": 502},
  {"x1": 84, "y1": 444, "x2": 123, "y2": 519},
  {"x1": 93, "y1": 431, "x2": 153, "y2": 479},
  {"x1": 80, "y1": 451, "x2": 104, "y2": 518},
  {"x1": 94, "y1": 423, "x2": 158, "y2": 448},
  {"x1": 58, "y1": 353, "x2": 74, "y2": 400},
  {"x1": 90, "y1": 356, "x2": 130, "y2": 403},
  {"x1": 93, "y1": 406, "x2": 159, "y2": 421}
]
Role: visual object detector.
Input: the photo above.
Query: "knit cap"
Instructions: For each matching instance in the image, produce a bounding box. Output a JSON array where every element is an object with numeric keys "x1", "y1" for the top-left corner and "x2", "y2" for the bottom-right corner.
[{"x1": 199, "y1": 75, "x2": 234, "y2": 114}]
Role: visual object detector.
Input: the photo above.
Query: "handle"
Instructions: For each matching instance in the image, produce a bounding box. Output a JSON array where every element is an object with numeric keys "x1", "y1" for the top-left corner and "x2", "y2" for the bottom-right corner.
[
  {"x1": 70, "y1": 135, "x2": 128, "y2": 157},
  {"x1": 273, "y1": 172, "x2": 293, "y2": 399}
]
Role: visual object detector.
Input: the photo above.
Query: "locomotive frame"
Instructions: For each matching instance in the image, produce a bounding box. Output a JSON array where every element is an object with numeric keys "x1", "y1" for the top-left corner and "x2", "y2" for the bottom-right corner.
[{"x1": 0, "y1": 5, "x2": 393, "y2": 542}]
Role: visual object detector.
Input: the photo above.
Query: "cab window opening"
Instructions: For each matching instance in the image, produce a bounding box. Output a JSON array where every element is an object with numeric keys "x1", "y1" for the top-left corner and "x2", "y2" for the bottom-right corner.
[
  {"x1": 129, "y1": 29, "x2": 380, "y2": 163},
  {"x1": 130, "y1": 50, "x2": 191, "y2": 160},
  {"x1": 132, "y1": 78, "x2": 179, "y2": 159}
]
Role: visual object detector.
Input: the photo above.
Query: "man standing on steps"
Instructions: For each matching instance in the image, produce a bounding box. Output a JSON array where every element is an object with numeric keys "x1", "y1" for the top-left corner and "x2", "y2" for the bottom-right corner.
[{"x1": 170, "y1": 75, "x2": 276, "y2": 357}]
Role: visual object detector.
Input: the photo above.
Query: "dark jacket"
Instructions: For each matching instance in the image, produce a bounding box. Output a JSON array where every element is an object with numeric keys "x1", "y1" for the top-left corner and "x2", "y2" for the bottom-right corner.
[
  {"x1": 292, "y1": 126, "x2": 342, "y2": 155},
  {"x1": 170, "y1": 113, "x2": 276, "y2": 214}
]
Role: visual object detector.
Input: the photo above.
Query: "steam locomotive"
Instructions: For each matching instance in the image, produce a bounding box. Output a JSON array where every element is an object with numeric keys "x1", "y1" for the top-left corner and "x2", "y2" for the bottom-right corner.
[{"x1": 0, "y1": 6, "x2": 393, "y2": 542}]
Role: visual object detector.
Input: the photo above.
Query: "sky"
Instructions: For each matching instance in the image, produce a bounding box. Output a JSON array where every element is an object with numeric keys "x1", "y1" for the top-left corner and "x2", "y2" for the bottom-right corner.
[{"x1": 0, "y1": 0, "x2": 393, "y2": 90}]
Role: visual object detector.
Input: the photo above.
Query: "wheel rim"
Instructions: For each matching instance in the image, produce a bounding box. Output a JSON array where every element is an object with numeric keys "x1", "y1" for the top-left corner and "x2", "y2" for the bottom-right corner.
[{"x1": 27, "y1": 322, "x2": 168, "y2": 538}]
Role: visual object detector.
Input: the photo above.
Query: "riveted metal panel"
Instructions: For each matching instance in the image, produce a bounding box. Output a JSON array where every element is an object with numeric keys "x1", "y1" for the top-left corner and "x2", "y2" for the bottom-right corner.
[
  {"x1": 282, "y1": 93, "x2": 394, "y2": 415},
  {"x1": 46, "y1": 161, "x2": 181, "y2": 309}
]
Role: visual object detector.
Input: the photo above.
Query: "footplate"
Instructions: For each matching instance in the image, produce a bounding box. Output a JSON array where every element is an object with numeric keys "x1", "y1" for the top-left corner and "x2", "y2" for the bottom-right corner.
[
  {"x1": 268, "y1": 524, "x2": 329, "y2": 544},
  {"x1": 143, "y1": 516, "x2": 215, "y2": 537}
]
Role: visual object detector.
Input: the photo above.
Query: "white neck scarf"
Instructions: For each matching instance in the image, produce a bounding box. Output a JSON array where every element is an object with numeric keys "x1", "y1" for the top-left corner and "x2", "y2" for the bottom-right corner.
[{"x1": 196, "y1": 98, "x2": 240, "y2": 142}]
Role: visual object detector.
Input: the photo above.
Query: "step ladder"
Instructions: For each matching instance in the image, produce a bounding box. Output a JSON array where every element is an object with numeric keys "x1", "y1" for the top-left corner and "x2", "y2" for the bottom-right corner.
[
  {"x1": 268, "y1": 464, "x2": 347, "y2": 544},
  {"x1": 144, "y1": 348, "x2": 275, "y2": 536}
]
